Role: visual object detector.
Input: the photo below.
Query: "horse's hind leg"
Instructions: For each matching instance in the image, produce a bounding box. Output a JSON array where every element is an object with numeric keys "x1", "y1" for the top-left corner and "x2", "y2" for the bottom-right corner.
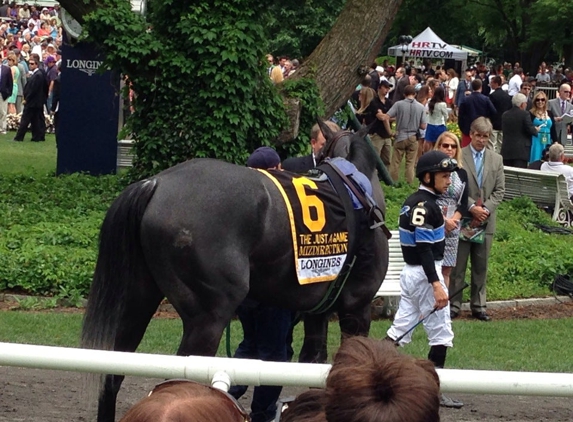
[
  {"x1": 299, "y1": 314, "x2": 329, "y2": 363},
  {"x1": 338, "y1": 303, "x2": 371, "y2": 340},
  {"x1": 162, "y1": 257, "x2": 250, "y2": 358},
  {"x1": 98, "y1": 273, "x2": 164, "y2": 422}
]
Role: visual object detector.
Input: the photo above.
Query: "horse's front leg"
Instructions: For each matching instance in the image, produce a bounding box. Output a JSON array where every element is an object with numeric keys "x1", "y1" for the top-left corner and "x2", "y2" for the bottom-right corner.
[
  {"x1": 338, "y1": 303, "x2": 371, "y2": 341},
  {"x1": 299, "y1": 313, "x2": 329, "y2": 363}
]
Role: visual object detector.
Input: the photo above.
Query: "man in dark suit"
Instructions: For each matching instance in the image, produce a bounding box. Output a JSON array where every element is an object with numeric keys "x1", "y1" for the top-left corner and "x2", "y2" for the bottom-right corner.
[
  {"x1": 282, "y1": 121, "x2": 340, "y2": 173},
  {"x1": 12, "y1": 57, "x2": 47, "y2": 142},
  {"x1": 454, "y1": 69, "x2": 473, "y2": 109},
  {"x1": 450, "y1": 117, "x2": 505, "y2": 321},
  {"x1": 488, "y1": 76, "x2": 513, "y2": 152},
  {"x1": 501, "y1": 93, "x2": 540, "y2": 168},
  {"x1": 392, "y1": 67, "x2": 410, "y2": 103},
  {"x1": 0, "y1": 60, "x2": 14, "y2": 135},
  {"x1": 457, "y1": 79, "x2": 497, "y2": 147}
]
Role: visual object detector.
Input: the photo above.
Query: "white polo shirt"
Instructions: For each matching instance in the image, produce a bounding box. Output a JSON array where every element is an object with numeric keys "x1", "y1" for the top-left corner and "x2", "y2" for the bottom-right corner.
[{"x1": 541, "y1": 161, "x2": 573, "y2": 198}]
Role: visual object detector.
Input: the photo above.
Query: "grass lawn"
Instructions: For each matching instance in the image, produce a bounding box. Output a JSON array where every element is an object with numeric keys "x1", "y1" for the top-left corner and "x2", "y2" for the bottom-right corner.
[
  {"x1": 2, "y1": 310, "x2": 573, "y2": 373},
  {"x1": 0, "y1": 132, "x2": 57, "y2": 175}
]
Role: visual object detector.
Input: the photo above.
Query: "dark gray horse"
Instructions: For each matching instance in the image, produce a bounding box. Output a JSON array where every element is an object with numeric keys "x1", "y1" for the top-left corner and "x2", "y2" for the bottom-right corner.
[{"x1": 81, "y1": 122, "x2": 389, "y2": 421}]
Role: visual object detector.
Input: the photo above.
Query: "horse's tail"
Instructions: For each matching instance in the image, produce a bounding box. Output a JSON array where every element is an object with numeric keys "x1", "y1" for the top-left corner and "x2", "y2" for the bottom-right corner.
[{"x1": 81, "y1": 178, "x2": 158, "y2": 352}]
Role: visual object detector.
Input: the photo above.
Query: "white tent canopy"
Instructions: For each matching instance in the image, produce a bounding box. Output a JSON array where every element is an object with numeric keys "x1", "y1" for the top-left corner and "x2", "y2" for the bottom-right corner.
[{"x1": 388, "y1": 27, "x2": 468, "y2": 61}]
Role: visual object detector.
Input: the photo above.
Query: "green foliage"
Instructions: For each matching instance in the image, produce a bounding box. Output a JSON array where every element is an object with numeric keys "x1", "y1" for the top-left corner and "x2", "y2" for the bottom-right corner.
[
  {"x1": 488, "y1": 197, "x2": 573, "y2": 298},
  {"x1": 82, "y1": 0, "x2": 288, "y2": 180},
  {"x1": 383, "y1": 184, "x2": 572, "y2": 300},
  {"x1": 12, "y1": 296, "x2": 59, "y2": 311},
  {"x1": 1, "y1": 170, "x2": 571, "y2": 304},
  {"x1": 0, "y1": 173, "x2": 124, "y2": 297},
  {"x1": 386, "y1": 0, "x2": 568, "y2": 69},
  {"x1": 264, "y1": 0, "x2": 346, "y2": 59}
]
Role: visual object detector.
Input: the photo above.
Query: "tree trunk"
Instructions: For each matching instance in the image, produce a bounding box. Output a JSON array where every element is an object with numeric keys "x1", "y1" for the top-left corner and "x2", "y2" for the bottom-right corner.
[
  {"x1": 59, "y1": 0, "x2": 404, "y2": 121},
  {"x1": 291, "y1": 0, "x2": 404, "y2": 117}
]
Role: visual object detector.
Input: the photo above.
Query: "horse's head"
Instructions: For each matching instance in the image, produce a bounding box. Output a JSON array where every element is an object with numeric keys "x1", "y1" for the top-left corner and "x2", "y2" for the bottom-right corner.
[{"x1": 316, "y1": 119, "x2": 375, "y2": 176}]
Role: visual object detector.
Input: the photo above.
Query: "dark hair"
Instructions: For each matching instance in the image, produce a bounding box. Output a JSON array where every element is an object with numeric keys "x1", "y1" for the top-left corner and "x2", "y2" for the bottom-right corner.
[
  {"x1": 471, "y1": 79, "x2": 482, "y2": 91},
  {"x1": 404, "y1": 85, "x2": 416, "y2": 97},
  {"x1": 429, "y1": 86, "x2": 445, "y2": 114},
  {"x1": 491, "y1": 75, "x2": 502, "y2": 86},
  {"x1": 282, "y1": 337, "x2": 440, "y2": 422},
  {"x1": 281, "y1": 389, "x2": 326, "y2": 422}
]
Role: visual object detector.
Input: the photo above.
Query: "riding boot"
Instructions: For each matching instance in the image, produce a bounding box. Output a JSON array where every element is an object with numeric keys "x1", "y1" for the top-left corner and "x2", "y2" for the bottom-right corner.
[{"x1": 428, "y1": 345, "x2": 464, "y2": 409}]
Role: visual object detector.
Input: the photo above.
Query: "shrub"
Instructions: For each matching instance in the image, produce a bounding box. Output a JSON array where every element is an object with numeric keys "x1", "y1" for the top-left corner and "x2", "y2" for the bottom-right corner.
[
  {"x1": 0, "y1": 174, "x2": 124, "y2": 297},
  {"x1": 1, "y1": 174, "x2": 572, "y2": 302},
  {"x1": 384, "y1": 184, "x2": 573, "y2": 300}
]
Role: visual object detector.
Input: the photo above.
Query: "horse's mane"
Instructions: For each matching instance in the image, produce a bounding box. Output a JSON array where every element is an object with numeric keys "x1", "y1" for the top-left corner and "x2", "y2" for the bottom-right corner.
[{"x1": 346, "y1": 131, "x2": 377, "y2": 178}]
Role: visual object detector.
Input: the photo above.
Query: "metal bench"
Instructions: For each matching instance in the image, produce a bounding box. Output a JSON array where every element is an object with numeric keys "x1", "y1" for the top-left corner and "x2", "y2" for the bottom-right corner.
[
  {"x1": 373, "y1": 230, "x2": 403, "y2": 316},
  {"x1": 503, "y1": 166, "x2": 573, "y2": 227}
]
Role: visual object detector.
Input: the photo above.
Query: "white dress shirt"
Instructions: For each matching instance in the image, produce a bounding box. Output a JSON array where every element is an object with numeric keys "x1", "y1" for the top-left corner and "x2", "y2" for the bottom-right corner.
[
  {"x1": 508, "y1": 74, "x2": 523, "y2": 96},
  {"x1": 541, "y1": 161, "x2": 573, "y2": 198}
]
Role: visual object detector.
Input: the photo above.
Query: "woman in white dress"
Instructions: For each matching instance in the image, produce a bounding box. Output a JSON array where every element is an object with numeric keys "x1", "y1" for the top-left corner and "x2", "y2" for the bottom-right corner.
[{"x1": 445, "y1": 68, "x2": 458, "y2": 113}]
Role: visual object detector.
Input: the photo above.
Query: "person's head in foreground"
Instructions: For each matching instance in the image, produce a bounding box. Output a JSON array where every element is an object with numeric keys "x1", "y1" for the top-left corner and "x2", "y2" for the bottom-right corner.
[
  {"x1": 281, "y1": 337, "x2": 441, "y2": 422},
  {"x1": 119, "y1": 380, "x2": 249, "y2": 422}
]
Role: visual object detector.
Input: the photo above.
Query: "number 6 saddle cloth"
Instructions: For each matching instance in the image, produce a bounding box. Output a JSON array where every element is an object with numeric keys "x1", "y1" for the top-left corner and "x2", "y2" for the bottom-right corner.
[{"x1": 256, "y1": 159, "x2": 371, "y2": 285}]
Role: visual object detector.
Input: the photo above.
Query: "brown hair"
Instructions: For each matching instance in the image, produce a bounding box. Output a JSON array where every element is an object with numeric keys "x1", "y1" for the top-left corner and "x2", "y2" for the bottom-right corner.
[
  {"x1": 119, "y1": 380, "x2": 249, "y2": 422},
  {"x1": 282, "y1": 337, "x2": 440, "y2": 422},
  {"x1": 416, "y1": 85, "x2": 431, "y2": 105}
]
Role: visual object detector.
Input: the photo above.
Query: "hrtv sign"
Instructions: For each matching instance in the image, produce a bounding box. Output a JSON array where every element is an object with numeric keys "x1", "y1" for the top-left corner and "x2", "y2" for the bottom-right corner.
[{"x1": 407, "y1": 41, "x2": 454, "y2": 58}]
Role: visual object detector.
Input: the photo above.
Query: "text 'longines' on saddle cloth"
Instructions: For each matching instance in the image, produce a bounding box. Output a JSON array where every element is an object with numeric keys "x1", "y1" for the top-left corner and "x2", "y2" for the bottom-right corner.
[{"x1": 257, "y1": 168, "x2": 350, "y2": 285}]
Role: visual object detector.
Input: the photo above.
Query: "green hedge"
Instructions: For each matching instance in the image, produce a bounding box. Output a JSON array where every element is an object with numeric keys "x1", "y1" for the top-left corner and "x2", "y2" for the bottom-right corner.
[
  {"x1": 383, "y1": 184, "x2": 573, "y2": 299},
  {"x1": 0, "y1": 174, "x2": 124, "y2": 298},
  {"x1": 1, "y1": 174, "x2": 572, "y2": 301}
]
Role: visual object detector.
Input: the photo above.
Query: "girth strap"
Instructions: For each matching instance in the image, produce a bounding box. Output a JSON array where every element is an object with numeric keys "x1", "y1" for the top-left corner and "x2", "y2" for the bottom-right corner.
[{"x1": 305, "y1": 163, "x2": 359, "y2": 315}]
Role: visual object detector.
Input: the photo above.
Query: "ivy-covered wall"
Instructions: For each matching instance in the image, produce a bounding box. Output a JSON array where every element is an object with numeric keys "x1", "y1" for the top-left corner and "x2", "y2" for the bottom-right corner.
[{"x1": 83, "y1": 0, "x2": 296, "y2": 179}]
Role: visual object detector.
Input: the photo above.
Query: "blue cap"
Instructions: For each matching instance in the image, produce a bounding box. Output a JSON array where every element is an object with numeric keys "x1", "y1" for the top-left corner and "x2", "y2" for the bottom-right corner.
[{"x1": 246, "y1": 147, "x2": 280, "y2": 169}]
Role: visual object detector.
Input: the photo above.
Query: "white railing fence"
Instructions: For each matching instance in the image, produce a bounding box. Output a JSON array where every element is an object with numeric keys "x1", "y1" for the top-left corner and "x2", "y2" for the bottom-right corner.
[{"x1": 2, "y1": 342, "x2": 573, "y2": 397}]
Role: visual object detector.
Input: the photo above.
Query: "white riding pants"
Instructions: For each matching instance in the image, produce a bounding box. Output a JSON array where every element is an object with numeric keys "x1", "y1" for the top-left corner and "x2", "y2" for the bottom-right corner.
[{"x1": 387, "y1": 262, "x2": 454, "y2": 347}]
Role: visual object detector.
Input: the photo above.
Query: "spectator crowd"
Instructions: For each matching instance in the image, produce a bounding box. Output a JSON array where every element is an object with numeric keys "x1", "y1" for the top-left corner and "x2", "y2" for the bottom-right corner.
[{"x1": 0, "y1": 1, "x2": 61, "y2": 141}]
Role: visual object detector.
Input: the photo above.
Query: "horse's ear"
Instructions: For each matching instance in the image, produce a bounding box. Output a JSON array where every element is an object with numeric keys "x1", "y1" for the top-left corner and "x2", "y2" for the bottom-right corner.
[
  {"x1": 353, "y1": 121, "x2": 374, "y2": 141},
  {"x1": 316, "y1": 118, "x2": 336, "y2": 141}
]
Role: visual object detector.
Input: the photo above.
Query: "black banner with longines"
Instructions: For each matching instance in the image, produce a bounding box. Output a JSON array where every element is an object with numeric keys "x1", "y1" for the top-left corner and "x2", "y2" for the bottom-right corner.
[{"x1": 56, "y1": 41, "x2": 120, "y2": 175}]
